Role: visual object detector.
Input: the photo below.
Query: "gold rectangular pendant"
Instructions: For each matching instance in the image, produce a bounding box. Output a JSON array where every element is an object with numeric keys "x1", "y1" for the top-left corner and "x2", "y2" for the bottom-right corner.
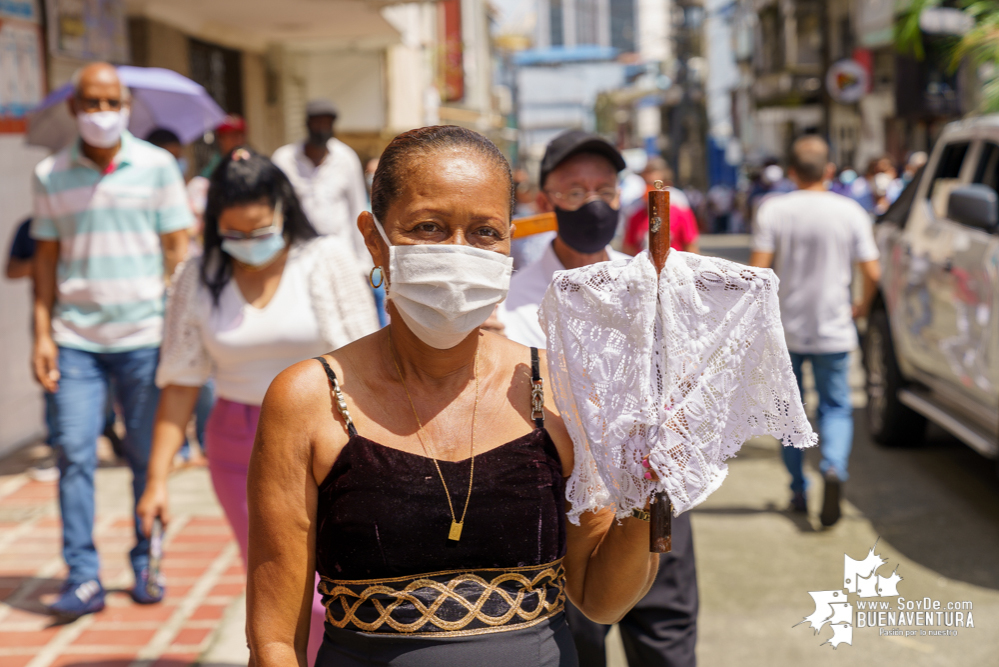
[{"x1": 448, "y1": 521, "x2": 463, "y2": 542}]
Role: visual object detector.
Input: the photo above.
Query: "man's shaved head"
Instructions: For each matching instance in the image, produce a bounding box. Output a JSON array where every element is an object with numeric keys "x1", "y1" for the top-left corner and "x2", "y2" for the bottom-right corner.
[
  {"x1": 789, "y1": 135, "x2": 829, "y2": 185},
  {"x1": 72, "y1": 62, "x2": 124, "y2": 98},
  {"x1": 69, "y1": 62, "x2": 130, "y2": 121}
]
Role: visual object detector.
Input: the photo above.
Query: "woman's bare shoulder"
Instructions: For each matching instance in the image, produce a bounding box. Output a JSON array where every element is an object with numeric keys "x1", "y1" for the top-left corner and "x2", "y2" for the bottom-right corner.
[{"x1": 260, "y1": 357, "x2": 334, "y2": 427}]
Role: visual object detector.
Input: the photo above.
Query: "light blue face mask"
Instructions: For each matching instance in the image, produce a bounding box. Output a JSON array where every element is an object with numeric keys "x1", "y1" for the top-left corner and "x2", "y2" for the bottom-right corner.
[{"x1": 221, "y1": 200, "x2": 287, "y2": 267}]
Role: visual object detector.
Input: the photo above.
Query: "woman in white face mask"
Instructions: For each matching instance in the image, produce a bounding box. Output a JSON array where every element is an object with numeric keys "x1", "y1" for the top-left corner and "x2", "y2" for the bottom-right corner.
[
  {"x1": 137, "y1": 148, "x2": 378, "y2": 663},
  {"x1": 246, "y1": 126, "x2": 660, "y2": 667}
]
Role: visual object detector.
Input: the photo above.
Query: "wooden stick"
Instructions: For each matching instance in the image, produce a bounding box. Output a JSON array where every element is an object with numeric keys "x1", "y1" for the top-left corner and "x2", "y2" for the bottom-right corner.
[{"x1": 648, "y1": 181, "x2": 673, "y2": 554}]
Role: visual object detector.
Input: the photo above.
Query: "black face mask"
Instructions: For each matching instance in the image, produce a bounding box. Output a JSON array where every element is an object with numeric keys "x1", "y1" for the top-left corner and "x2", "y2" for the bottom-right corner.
[
  {"x1": 308, "y1": 129, "x2": 333, "y2": 146},
  {"x1": 554, "y1": 200, "x2": 620, "y2": 254}
]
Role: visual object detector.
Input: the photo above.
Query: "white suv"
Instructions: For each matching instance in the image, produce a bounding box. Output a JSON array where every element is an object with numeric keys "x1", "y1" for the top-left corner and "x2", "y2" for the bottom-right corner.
[{"x1": 865, "y1": 115, "x2": 999, "y2": 461}]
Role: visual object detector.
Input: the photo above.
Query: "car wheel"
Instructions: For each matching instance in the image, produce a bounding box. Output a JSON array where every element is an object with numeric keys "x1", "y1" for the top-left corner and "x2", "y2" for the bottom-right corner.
[{"x1": 863, "y1": 307, "x2": 927, "y2": 447}]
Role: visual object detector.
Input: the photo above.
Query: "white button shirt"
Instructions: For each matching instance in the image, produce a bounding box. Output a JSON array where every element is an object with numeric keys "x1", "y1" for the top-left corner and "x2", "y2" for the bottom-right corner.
[
  {"x1": 272, "y1": 138, "x2": 369, "y2": 264},
  {"x1": 499, "y1": 241, "x2": 630, "y2": 348}
]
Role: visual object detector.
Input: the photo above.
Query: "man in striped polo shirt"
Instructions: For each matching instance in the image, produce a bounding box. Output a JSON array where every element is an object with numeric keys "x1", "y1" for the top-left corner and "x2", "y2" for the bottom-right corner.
[{"x1": 31, "y1": 63, "x2": 192, "y2": 619}]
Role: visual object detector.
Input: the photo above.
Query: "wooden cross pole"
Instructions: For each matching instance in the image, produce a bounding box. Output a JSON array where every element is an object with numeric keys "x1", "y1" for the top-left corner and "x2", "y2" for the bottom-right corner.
[{"x1": 648, "y1": 180, "x2": 673, "y2": 554}]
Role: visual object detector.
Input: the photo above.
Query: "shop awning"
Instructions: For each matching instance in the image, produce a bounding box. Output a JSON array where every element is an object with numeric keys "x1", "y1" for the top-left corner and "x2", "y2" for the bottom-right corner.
[{"x1": 126, "y1": 0, "x2": 401, "y2": 52}]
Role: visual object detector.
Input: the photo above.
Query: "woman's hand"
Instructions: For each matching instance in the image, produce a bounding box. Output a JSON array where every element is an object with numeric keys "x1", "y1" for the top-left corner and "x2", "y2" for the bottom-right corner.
[
  {"x1": 137, "y1": 481, "x2": 170, "y2": 538},
  {"x1": 143, "y1": 384, "x2": 202, "y2": 537}
]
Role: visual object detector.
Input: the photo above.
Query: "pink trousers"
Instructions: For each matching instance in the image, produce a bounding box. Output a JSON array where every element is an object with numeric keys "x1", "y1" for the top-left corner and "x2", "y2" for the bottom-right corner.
[{"x1": 205, "y1": 397, "x2": 326, "y2": 664}]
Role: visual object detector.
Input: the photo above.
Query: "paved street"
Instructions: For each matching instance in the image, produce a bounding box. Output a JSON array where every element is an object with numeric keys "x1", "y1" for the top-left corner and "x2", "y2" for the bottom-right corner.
[
  {"x1": 693, "y1": 236, "x2": 999, "y2": 664},
  {"x1": 0, "y1": 236, "x2": 996, "y2": 666},
  {"x1": 0, "y1": 451, "x2": 247, "y2": 667}
]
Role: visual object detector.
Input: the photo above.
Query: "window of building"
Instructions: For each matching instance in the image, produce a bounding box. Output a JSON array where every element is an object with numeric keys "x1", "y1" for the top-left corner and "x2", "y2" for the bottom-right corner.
[
  {"x1": 757, "y1": 7, "x2": 784, "y2": 74},
  {"x1": 550, "y1": 0, "x2": 564, "y2": 47},
  {"x1": 576, "y1": 0, "x2": 599, "y2": 46},
  {"x1": 794, "y1": 2, "x2": 822, "y2": 67},
  {"x1": 610, "y1": 0, "x2": 635, "y2": 53}
]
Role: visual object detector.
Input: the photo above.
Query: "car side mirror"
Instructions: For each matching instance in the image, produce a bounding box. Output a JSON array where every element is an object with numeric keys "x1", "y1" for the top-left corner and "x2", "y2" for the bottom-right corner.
[{"x1": 947, "y1": 184, "x2": 998, "y2": 231}]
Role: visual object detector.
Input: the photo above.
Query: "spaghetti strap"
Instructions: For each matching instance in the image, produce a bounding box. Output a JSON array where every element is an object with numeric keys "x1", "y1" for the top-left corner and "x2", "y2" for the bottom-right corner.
[
  {"x1": 314, "y1": 356, "x2": 358, "y2": 437},
  {"x1": 530, "y1": 347, "x2": 544, "y2": 428}
]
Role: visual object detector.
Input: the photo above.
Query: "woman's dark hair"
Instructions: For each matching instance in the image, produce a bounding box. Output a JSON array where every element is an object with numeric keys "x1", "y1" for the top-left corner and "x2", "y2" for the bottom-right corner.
[
  {"x1": 371, "y1": 125, "x2": 515, "y2": 223},
  {"x1": 201, "y1": 148, "x2": 318, "y2": 304}
]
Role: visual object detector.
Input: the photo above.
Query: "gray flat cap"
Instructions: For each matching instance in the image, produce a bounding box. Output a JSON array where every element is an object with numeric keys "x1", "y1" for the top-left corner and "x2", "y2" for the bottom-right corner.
[{"x1": 306, "y1": 98, "x2": 339, "y2": 118}]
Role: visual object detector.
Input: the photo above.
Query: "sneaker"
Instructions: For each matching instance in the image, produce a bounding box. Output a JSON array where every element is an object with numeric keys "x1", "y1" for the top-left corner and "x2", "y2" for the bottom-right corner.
[
  {"x1": 790, "y1": 491, "x2": 808, "y2": 513},
  {"x1": 131, "y1": 567, "x2": 166, "y2": 604},
  {"x1": 27, "y1": 463, "x2": 60, "y2": 482},
  {"x1": 820, "y1": 472, "x2": 842, "y2": 527},
  {"x1": 50, "y1": 579, "x2": 105, "y2": 620}
]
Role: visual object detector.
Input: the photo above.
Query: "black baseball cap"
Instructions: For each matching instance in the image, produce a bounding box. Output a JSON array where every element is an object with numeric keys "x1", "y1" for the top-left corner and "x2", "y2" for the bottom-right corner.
[{"x1": 539, "y1": 130, "x2": 626, "y2": 188}]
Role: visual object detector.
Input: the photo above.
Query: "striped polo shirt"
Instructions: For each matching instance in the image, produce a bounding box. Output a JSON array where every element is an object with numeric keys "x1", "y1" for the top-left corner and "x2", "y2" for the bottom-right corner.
[{"x1": 31, "y1": 131, "x2": 193, "y2": 353}]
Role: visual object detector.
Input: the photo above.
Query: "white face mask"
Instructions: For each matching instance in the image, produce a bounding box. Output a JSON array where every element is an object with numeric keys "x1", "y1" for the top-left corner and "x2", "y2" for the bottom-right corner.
[
  {"x1": 77, "y1": 109, "x2": 130, "y2": 149},
  {"x1": 374, "y1": 215, "x2": 513, "y2": 349}
]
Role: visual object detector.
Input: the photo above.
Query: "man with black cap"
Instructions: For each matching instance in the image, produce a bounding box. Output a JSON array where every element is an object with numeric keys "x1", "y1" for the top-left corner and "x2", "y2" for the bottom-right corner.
[
  {"x1": 500, "y1": 129, "x2": 699, "y2": 667},
  {"x1": 272, "y1": 98, "x2": 367, "y2": 262},
  {"x1": 499, "y1": 130, "x2": 629, "y2": 346}
]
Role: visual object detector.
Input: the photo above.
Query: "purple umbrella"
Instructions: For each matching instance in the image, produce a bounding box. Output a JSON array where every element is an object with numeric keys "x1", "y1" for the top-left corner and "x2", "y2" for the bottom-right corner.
[{"x1": 27, "y1": 66, "x2": 227, "y2": 151}]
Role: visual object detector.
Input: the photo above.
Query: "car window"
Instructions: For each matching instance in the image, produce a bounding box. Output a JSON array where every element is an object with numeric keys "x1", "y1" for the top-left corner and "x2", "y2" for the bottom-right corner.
[
  {"x1": 878, "y1": 164, "x2": 924, "y2": 227},
  {"x1": 927, "y1": 141, "x2": 970, "y2": 219},
  {"x1": 972, "y1": 142, "x2": 999, "y2": 193}
]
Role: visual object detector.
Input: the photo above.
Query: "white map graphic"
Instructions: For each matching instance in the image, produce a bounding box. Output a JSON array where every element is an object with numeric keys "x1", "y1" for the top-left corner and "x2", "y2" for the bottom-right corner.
[
  {"x1": 822, "y1": 622, "x2": 854, "y2": 649},
  {"x1": 797, "y1": 540, "x2": 903, "y2": 649},
  {"x1": 877, "y1": 568, "x2": 903, "y2": 597},
  {"x1": 857, "y1": 573, "x2": 880, "y2": 598},
  {"x1": 795, "y1": 590, "x2": 845, "y2": 632},
  {"x1": 844, "y1": 541, "x2": 887, "y2": 593}
]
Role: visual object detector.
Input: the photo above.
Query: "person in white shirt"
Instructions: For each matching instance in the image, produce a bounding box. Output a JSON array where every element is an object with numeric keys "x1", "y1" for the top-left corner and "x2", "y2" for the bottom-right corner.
[
  {"x1": 137, "y1": 149, "x2": 378, "y2": 666},
  {"x1": 499, "y1": 130, "x2": 698, "y2": 667},
  {"x1": 749, "y1": 134, "x2": 881, "y2": 527},
  {"x1": 271, "y1": 99, "x2": 368, "y2": 262}
]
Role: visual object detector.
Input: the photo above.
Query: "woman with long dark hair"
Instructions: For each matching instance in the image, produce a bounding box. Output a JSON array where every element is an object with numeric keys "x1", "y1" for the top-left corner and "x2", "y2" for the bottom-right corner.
[
  {"x1": 138, "y1": 148, "x2": 378, "y2": 661},
  {"x1": 245, "y1": 127, "x2": 659, "y2": 666}
]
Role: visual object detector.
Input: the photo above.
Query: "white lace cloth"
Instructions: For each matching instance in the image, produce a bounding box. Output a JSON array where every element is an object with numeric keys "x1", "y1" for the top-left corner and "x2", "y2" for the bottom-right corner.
[{"x1": 539, "y1": 250, "x2": 817, "y2": 524}]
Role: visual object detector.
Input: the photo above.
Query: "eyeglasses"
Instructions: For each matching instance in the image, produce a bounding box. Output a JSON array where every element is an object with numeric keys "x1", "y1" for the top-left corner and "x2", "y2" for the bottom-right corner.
[
  {"x1": 219, "y1": 200, "x2": 284, "y2": 240},
  {"x1": 545, "y1": 186, "x2": 618, "y2": 210},
  {"x1": 77, "y1": 97, "x2": 125, "y2": 112}
]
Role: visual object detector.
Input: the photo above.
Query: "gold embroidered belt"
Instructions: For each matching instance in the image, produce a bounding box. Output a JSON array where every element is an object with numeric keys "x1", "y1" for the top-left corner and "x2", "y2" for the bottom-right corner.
[{"x1": 318, "y1": 559, "x2": 565, "y2": 637}]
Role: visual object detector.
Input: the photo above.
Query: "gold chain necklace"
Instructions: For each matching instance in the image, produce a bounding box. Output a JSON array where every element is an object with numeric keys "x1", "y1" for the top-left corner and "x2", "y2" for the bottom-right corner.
[{"x1": 388, "y1": 331, "x2": 478, "y2": 542}]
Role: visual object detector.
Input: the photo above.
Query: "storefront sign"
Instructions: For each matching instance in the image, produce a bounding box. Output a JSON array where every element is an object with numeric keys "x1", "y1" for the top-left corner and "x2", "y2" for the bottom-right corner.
[
  {"x1": 919, "y1": 7, "x2": 974, "y2": 36},
  {"x1": 45, "y1": 0, "x2": 129, "y2": 63},
  {"x1": 0, "y1": 0, "x2": 38, "y2": 21},
  {"x1": 826, "y1": 59, "x2": 869, "y2": 105},
  {"x1": 856, "y1": 0, "x2": 894, "y2": 48},
  {"x1": 0, "y1": 0, "x2": 44, "y2": 132}
]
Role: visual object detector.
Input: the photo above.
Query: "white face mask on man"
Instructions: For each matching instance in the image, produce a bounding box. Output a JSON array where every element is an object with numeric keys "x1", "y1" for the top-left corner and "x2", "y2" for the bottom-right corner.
[
  {"x1": 77, "y1": 109, "x2": 130, "y2": 149},
  {"x1": 373, "y1": 215, "x2": 513, "y2": 350}
]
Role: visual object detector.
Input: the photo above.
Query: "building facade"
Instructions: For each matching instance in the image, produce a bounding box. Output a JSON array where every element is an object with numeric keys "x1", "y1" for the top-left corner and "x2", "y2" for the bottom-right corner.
[{"x1": 0, "y1": 0, "x2": 500, "y2": 456}]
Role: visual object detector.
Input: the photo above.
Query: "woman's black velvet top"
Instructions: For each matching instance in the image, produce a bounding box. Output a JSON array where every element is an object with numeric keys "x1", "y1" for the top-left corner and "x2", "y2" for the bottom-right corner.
[{"x1": 315, "y1": 428, "x2": 567, "y2": 581}]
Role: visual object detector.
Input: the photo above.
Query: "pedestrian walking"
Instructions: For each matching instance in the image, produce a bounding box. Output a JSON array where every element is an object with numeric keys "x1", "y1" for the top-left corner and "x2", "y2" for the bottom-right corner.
[
  {"x1": 199, "y1": 114, "x2": 247, "y2": 178},
  {"x1": 749, "y1": 134, "x2": 881, "y2": 527},
  {"x1": 245, "y1": 126, "x2": 660, "y2": 666},
  {"x1": 145, "y1": 126, "x2": 215, "y2": 466},
  {"x1": 137, "y1": 148, "x2": 378, "y2": 663},
  {"x1": 499, "y1": 130, "x2": 698, "y2": 667},
  {"x1": 271, "y1": 99, "x2": 368, "y2": 263},
  {"x1": 5, "y1": 217, "x2": 34, "y2": 280},
  {"x1": 622, "y1": 156, "x2": 700, "y2": 256},
  {"x1": 30, "y1": 62, "x2": 192, "y2": 619}
]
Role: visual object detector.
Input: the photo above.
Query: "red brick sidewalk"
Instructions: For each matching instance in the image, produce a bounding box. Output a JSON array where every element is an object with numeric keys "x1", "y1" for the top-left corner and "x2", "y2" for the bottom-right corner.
[{"x1": 0, "y1": 460, "x2": 244, "y2": 667}]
